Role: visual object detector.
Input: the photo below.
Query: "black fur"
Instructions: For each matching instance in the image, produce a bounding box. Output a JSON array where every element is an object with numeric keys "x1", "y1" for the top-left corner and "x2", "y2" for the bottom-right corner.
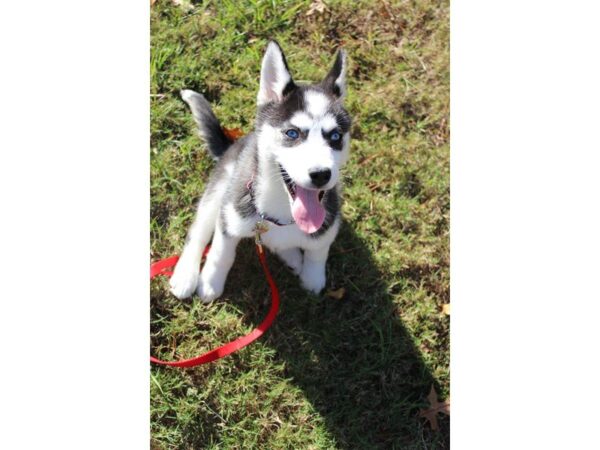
[
  {"x1": 183, "y1": 44, "x2": 348, "y2": 238},
  {"x1": 182, "y1": 91, "x2": 233, "y2": 159},
  {"x1": 310, "y1": 188, "x2": 340, "y2": 238},
  {"x1": 321, "y1": 50, "x2": 345, "y2": 98},
  {"x1": 331, "y1": 105, "x2": 352, "y2": 133},
  {"x1": 256, "y1": 84, "x2": 306, "y2": 128},
  {"x1": 257, "y1": 84, "x2": 350, "y2": 131}
]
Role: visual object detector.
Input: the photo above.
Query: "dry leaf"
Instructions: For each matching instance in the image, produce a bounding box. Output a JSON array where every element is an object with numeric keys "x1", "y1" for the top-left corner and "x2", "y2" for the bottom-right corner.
[
  {"x1": 326, "y1": 287, "x2": 346, "y2": 300},
  {"x1": 150, "y1": 0, "x2": 157, "y2": 6},
  {"x1": 419, "y1": 385, "x2": 450, "y2": 430},
  {"x1": 306, "y1": 0, "x2": 327, "y2": 16},
  {"x1": 442, "y1": 303, "x2": 450, "y2": 315},
  {"x1": 222, "y1": 127, "x2": 244, "y2": 141}
]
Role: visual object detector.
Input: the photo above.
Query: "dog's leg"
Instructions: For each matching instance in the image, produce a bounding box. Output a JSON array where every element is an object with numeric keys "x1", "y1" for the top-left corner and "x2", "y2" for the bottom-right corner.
[
  {"x1": 275, "y1": 247, "x2": 303, "y2": 275},
  {"x1": 196, "y1": 221, "x2": 240, "y2": 303},
  {"x1": 169, "y1": 194, "x2": 219, "y2": 299},
  {"x1": 300, "y1": 245, "x2": 329, "y2": 294}
]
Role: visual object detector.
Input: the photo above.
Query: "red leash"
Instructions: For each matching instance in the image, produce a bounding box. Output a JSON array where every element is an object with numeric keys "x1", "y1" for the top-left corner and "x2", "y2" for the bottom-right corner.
[{"x1": 150, "y1": 245, "x2": 279, "y2": 368}]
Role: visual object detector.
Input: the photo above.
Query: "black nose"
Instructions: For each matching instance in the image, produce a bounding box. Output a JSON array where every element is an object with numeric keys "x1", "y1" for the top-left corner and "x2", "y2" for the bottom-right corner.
[{"x1": 309, "y1": 168, "x2": 331, "y2": 187}]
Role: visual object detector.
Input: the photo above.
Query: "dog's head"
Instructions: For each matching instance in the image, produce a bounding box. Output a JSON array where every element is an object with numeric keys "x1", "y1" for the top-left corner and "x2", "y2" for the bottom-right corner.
[{"x1": 255, "y1": 41, "x2": 351, "y2": 233}]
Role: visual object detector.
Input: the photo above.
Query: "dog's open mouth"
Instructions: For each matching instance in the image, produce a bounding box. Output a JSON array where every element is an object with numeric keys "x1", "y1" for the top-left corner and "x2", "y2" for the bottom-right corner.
[
  {"x1": 279, "y1": 165, "x2": 327, "y2": 233},
  {"x1": 279, "y1": 166, "x2": 325, "y2": 203}
]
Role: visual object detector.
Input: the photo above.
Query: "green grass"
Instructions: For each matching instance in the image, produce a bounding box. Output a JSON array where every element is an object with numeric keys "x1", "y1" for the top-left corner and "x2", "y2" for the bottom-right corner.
[{"x1": 151, "y1": 0, "x2": 449, "y2": 448}]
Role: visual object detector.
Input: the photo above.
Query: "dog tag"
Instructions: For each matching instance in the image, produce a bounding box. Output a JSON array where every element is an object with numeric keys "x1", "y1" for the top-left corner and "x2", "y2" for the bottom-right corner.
[{"x1": 254, "y1": 219, "x2": 269, "y2": 252}]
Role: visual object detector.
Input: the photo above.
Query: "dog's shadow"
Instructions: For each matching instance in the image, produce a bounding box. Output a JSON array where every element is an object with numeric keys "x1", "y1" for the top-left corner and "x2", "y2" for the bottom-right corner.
[{"x1": 218, "y1": 221, "x2": 449, "y2": 448}]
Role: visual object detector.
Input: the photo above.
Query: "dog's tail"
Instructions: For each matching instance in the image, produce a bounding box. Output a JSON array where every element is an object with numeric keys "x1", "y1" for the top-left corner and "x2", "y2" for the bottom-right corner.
[{"x1": 181, "y1": 89, "x2": 233, "y2": 159}]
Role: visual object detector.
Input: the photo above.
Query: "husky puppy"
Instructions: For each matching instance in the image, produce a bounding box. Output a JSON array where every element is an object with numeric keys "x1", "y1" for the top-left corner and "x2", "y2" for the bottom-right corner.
[{"x1": 169, "y1": 41, "x2": 351, "y2": 302}]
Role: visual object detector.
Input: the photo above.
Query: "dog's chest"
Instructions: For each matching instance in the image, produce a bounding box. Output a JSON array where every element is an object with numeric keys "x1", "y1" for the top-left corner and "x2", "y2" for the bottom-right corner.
[{"x1": 260, "y1": 218, "x2": 339, "y2": 252}]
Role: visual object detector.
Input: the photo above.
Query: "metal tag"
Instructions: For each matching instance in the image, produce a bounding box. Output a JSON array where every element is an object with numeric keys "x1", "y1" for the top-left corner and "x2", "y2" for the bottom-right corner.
[{"x1": 253, "y1": 219, "x2": 269, "y2": 251}]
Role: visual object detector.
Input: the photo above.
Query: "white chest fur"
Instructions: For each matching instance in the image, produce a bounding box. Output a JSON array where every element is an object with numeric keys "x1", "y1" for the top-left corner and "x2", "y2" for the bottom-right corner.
[
  {"x1": 222, "y1": 194, "x2": 340, "y2": 253},
  {"x1": 260, "y1": 217, "x2": 340, "y2": 253}
]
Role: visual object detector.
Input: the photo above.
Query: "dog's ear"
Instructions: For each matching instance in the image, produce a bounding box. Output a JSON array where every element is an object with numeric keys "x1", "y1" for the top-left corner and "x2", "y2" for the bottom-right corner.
[
  {"x1": 322, "y1": 49, "x2": 347, "y2": 99},
  {"x1": 257, "y1": 41, "x2": 295, "y2": 106}
]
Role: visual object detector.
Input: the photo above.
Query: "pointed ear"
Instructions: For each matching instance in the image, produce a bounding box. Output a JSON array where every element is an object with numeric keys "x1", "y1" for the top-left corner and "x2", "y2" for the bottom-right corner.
[
  {"x1": 257, "y1": 41, "x2": 295, "y2": 106},
  {"x1": 322, "y1": 49, "x2": 347, "y2": 99}
]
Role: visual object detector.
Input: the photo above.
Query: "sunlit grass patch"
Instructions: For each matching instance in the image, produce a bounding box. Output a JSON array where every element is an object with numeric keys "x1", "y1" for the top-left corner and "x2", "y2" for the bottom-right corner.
[{"x1": 151, "y1": 0, "x2": 449, "y2": 448}]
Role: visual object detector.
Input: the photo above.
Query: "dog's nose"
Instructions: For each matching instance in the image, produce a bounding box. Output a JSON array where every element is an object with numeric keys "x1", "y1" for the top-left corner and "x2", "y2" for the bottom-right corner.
[{"x1": 309, "y1": 168, "x2": 331, "y2": 188}]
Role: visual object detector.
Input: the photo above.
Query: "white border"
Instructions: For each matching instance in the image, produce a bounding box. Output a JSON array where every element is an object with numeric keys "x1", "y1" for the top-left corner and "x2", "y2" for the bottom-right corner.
[
  {"x1": 2, "y1": 0, "x2": 600, "y2": 447},
  {"x1": 0, "y1": 1, "x2": 149, "y2": 447},
  {"x1": 452, "y1": 1, "x2": 600, "y2": 447}
]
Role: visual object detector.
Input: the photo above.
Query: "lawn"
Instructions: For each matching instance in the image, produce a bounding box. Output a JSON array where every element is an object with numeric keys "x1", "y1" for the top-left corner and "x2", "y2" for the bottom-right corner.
[{"x1": 150, "y1": 0, "x2": 449, "y2": 448}]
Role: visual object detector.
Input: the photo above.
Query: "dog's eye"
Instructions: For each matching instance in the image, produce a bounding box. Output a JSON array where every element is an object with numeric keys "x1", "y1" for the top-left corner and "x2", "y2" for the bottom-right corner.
[
  {"x1": 285, "y1": 129, "x2": 299, "y2": 139},
  {"x1": 330, "y1": 131, "x2": 341, "y2": 141}
]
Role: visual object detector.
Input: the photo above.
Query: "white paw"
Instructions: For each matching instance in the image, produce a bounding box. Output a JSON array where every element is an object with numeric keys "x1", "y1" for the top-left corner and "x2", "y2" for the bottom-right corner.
[
  {"x1": 300, "y1": 265, "x2": 326, "y2": 294},
  {"x1": 196, "y1": 272, "x2": 225, "y2": 304},
  {"x1": 277, "y1": 248, "x2": 303, "y2": 275},
  {"x1": 169, "y1": 260, "x2": 199, "y2": 299}
]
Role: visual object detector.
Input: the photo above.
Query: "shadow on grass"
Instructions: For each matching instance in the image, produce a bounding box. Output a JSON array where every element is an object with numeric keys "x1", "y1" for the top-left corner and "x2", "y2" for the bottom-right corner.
[
  {"x1": 152, "y1": 220, "x2": 449, "y2": 449},
  {"x1": 237, "y1": 222, "x2": 447, "y2": 448}
]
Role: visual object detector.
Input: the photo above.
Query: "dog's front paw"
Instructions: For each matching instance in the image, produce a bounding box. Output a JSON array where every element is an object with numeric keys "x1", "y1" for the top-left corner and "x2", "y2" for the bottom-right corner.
[
  {"x1": 300, "y1": 264, "x2": 326, "y2": 295},
  {"x1": 169, "y1": 260, "x2": 200, "y2": 299},
  {"x1": 276, "y1": 248, "x2": 303, "y2": 275},
  {"x1": 196, "y1": 272, "x2": 225, "y2": 304}
]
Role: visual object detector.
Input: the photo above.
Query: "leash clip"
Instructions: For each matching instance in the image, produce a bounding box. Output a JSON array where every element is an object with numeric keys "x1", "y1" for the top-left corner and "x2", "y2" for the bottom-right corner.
[{"x1": 254, "y1": 219, "x2": 269, "y2": 253}]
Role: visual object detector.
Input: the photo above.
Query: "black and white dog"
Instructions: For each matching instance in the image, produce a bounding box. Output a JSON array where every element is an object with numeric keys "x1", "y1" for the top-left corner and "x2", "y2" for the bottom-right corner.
[{"x1": 169, "y1": 41, "x2": 351, "y2": 302}]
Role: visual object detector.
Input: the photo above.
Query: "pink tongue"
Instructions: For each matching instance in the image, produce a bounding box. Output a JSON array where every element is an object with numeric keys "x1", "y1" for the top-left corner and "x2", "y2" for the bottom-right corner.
[{"x1": 292, "y1": 186, "x2": 326, "y2": 233}]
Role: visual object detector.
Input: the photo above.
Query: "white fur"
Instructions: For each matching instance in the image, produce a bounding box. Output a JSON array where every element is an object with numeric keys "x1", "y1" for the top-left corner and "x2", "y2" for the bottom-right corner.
[
  {"x1": 275, "y1": 248, "x2": 303, "y2": 275},
  {"x1": 196, "y1": 219, "x2": 240, "y2": 303},
  {"x1": 300, "y1": 245, "x2": 329, "y2": 293},
  {"x1": 180, "y1": 89, "x2": 195, "y2": 104},
  {"x1": 169, "y1": 175, "x2": 227, "y2": 299},
  {"x1": 169, "y1": 194, "x2": 219, "y2": 299},
  {"x1": 290, "y1": 112, "x2": 313, "y2": 130},
  {"x1": 291, "y1": 111, "x2": 337, "y2": 133},
  {"x1": 257, "y1": 42, "x2": 292, "y2": 106},
  {"x1": 223, "y1": 160, "x2": 235, "y2": 177},
  {"x1": 172, "y1": 44, "x2": 349, "y2": 302},
  {"x1": 305, "y1": 91, "x2": 329, "y2": 117},
  {"x1": 320, "y1": 114, "x2": 338, "y2": 132},
  {"x1": 222, "y1": 203, "x2": 255, "y2": 237},
  {"x1": 172, "y1": 114, "x2": 350, "y2": 301},
  {"x1": 259, "y1": 110, "x2": 349, "y2": 194},
  {"x1": 255, "y1": 125, "x2": 296, "y2": 216},
  {"x1": 171, "y1": 168, "x2": 340, "y2": 301},
  {"x1": 333, "y1": 56, "x2": 347, "y2": 98}
]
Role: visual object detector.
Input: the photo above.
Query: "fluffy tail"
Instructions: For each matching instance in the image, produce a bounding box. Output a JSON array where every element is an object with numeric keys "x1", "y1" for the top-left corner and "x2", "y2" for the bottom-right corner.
[{"x1": 181, "y1": 89, "x2": 233, "y2": 159}]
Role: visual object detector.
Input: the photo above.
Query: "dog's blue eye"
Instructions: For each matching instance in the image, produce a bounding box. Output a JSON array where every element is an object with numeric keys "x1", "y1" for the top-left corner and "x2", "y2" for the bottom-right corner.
[
  {"x1": 285, "y1": 129, "x2": 299, "y2": 139},
  {"x1": 330, "y1": 131, "x2": 341, "y2": 141}
]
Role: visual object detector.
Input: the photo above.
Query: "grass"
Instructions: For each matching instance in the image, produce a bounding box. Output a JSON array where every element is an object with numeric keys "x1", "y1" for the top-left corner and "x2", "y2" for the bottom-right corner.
[{"x1": 151, "y1": 0, "x2": 449, "y2": 448}]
